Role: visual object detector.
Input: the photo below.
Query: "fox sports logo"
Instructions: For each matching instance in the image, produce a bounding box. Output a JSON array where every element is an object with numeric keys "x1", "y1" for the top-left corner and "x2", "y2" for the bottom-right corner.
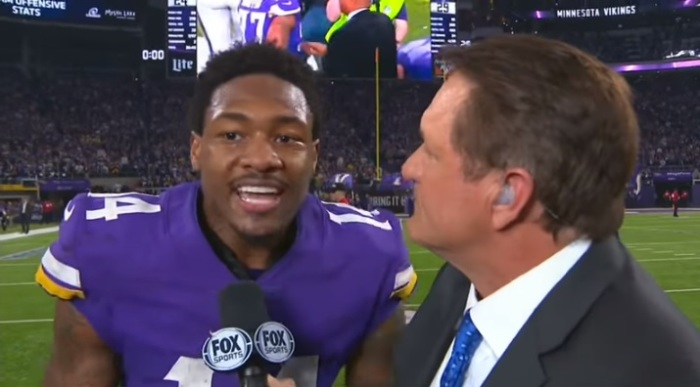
[
  {"x1": 253, "y1": 321, "x2": 295, "y2": 363},
  {"x1": 202, "y1": 327, "x2": 253, "y2": 371}
]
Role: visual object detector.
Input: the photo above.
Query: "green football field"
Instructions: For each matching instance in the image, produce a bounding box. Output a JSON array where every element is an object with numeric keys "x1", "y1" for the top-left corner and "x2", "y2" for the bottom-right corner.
[{"x1": 1, "y1": 212, "x2": 699, "y2": 386}]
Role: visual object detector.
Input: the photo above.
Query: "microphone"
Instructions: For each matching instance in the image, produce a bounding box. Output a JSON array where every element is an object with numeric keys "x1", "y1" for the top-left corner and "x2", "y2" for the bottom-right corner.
[
  {"x1": 201, "y1": 282, "x2": 297, "y2": 387},
  {"x1": 202, "y1": 282, "x2": 270, "y2": 387}
]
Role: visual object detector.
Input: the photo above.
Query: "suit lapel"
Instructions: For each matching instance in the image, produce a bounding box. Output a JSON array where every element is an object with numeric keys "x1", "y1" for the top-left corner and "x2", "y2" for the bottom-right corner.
[
  {"x1": 483, "y1": 237, "x2": 627, "y2": 387},
  {"x1": 394, "y1": 264, "x2": 471, "y2": 387}
]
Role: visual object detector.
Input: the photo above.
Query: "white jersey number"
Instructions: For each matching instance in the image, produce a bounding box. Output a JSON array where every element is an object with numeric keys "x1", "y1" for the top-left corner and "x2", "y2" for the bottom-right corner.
[
  {"x1": 85, "y1": 193, "x2": 161, "y2": 222},
  {"x1": 238, "y1": 9, "x2": 267, "y2": 43},
  {"x1": 164, "y1": 356, "x2": 319, "y2": 386}
]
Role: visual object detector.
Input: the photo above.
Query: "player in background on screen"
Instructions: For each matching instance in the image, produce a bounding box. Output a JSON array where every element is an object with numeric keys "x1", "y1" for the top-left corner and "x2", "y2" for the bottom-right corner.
[
  {"x1": 238, "y1": 0, "x2": 304, "y2": 56},
  {"x1": 35, "y1": 44, "x2": 416, "y2": 387},
  {"x1": 197, "y1": 0, "x2": 245, "y2": 73},
  {"x1": 325, "y1": 0, "x2": 409, "y2": 45}
]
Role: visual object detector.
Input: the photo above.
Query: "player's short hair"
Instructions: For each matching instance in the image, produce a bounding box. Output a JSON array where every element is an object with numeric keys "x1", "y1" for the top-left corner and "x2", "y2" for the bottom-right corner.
[
  {"x1": 441, "y1": 35, "x2": 639, "y2": 240},
  {"x1": 188, "y1": 43, "x2": 322, "y2": 139}
]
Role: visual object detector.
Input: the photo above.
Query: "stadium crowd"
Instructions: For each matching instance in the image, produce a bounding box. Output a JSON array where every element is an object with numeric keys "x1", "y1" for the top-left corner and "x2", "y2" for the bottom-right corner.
[{"x1": 1, "y1": 67, "x2": 699, "y2": 189}]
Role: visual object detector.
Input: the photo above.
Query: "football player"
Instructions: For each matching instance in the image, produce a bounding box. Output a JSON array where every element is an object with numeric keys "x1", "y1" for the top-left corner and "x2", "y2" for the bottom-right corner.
[
  {"x1": 329, "y1": 182, "x2": 351, "y2": 204},
  {"x1": 36, "y1": 44, "x2": 417, "y2": 387},
  {"x1": 238, "y1": 0, "x2": 304, "y2": 56},
  {"x1": 197, "y1": 0, "x2": 244, "y2": 73}
]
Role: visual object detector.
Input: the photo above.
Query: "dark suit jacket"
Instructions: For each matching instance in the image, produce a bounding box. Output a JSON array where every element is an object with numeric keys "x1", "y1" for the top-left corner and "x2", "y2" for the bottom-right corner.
[
  {"x1": 323, "y1": 10, "x2": 397, "y2": 79},
  {"x1": 394, "y1": 237, "x2": 700, "y2": 387}
]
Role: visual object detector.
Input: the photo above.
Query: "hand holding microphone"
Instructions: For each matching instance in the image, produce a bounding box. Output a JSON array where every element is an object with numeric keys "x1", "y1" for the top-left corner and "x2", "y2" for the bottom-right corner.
[
  {"x1": 201, "y1": 281, "x2": 297, "y2": 387},
  {"x1": 267, "y1": 375, "x2": 296, "y2": 387}
]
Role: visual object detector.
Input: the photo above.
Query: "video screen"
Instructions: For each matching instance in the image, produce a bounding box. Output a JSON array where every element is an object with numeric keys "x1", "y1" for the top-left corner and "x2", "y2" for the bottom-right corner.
[{"x1": 195, "y1": 0, "x2": 432, "y2": 80}]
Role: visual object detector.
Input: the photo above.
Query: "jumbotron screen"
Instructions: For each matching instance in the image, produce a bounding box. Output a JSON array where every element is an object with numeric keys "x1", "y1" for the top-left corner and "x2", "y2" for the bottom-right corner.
[{"x1": 164, "y1": 0, "x2": 468, "y2": 79}]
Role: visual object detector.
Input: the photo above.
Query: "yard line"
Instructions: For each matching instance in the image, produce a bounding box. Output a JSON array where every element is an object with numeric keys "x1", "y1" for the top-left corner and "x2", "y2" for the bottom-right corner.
[
  {"x1": 638, "y1": 257, "x2": 699, "y2": 262},
  {"x1": 626, "y1": 240, "x2": 700, "y2": 247},
  {"x1": 0, "y1": 247, "x2": 46, "y2": 261},
  {"x1": 404, "y1": 289, "x2": 700, "y2": 307},
  {"x1": 415, "y1": 256, "x2": 700, "y2": 269},
  {"x1": 0, "y1": 226, "x2": 59, "y2": 242},
  {"x1": 673, "y1": 253, "x2": 696, "y2": 256},
  {"x1": 0, "y1": 282, "x2": 35, "y2": 286},
  {"x1": 666, "y1": 288, "x2": 700, "y2": 294},
  {"x1": 0, "y1": 319, "x2": 53, "y2": 325}
]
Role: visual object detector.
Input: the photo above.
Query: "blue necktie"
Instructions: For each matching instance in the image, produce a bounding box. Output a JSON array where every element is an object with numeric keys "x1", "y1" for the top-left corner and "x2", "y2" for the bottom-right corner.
[{"x1": 440, "y1": 310, "x2": 483, "y2": 387}]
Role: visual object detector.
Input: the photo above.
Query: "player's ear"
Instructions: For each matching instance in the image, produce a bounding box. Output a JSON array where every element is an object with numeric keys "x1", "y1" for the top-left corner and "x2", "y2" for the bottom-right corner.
[{"x1": 190, "y1": 131, "x2": 202, "y2": 172}]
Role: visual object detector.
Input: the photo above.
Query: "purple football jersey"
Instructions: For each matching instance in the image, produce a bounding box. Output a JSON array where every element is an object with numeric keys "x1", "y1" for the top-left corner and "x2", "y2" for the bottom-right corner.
[
  {"x1": 398, "y1": 38, "x2": 433, "y2": 80},
  {"x1": 238, "y1": 0, "x2": 303, "y2": 55},
  {"x1": 36, "y1": 183, "x2": 416, "y2": 387}
]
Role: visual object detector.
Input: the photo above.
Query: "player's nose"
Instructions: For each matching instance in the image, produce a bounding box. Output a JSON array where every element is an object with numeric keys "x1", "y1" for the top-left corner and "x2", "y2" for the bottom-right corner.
[{"x1": 240, "y1": 136, "x2": 283, "y2": 172}]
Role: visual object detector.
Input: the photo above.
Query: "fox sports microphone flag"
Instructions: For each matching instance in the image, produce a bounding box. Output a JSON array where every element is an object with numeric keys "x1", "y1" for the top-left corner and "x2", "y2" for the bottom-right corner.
[{"x1": 254, "y1": 321, "x2": 296, "y2": 364}]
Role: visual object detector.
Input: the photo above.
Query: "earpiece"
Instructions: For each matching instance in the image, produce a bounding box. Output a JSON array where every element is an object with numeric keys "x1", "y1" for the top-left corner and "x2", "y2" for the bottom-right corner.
[{"x1": 496, "y1": 184, "x2": 515, "y2": 205}]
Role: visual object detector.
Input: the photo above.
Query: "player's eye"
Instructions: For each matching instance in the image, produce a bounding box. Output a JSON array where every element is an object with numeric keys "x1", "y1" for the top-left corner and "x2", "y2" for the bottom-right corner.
[
  {"x1": 276, "y1": 135, "x2": 301, "y2": 144},
  {"x1": 224, "y1": 132, "x2": 243, "y2": 141}
]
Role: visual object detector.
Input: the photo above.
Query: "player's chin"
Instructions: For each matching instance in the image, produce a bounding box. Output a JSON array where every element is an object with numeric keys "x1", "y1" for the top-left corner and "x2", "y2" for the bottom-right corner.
[{"x1": 228, "y1": 192, "x2": 293, "y2": 236}]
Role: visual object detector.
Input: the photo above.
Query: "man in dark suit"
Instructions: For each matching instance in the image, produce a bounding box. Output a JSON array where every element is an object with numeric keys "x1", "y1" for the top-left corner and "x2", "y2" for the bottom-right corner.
[
  {"x1": 395, "y1": 35, "x2": 700, "y2": 387},
  {"x1": 302, "y1": 0, "x2": 397, "y2": 78}
]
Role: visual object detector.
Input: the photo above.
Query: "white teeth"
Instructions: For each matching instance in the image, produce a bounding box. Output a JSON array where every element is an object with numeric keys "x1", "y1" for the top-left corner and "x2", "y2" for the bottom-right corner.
[{"x1": 237, "y1": 186, "x2": 280, "y2": 194}]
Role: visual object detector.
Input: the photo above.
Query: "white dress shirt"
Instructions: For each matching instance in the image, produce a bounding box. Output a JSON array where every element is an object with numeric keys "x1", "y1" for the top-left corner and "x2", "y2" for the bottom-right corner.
[
  {"x1": 429, "y1": 238, "x2": 592, "y2": 387},
  {"x1": 347, "y1": 8, "x2": 368, "y2": 20}
]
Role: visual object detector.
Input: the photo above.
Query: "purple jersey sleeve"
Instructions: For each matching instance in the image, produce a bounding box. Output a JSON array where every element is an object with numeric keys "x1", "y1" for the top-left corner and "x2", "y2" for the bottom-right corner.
[
  {"x1": 363, "y1": 211, "x2": 417, "y2": 335},
  {"x1": 35, "y1": 193, "x2": 120, "y2": 350},
  {"x1": 396, "y1": 3, "x2": 408, "y2": 20}
]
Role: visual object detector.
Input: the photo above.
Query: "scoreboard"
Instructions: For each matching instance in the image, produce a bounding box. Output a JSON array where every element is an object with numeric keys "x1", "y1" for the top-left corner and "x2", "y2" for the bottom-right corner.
[
  {"x1": 429, "y1": 1, "x2": 457, "y2": 76},
  {"x1": 166, "y1": 0, "x2": 197, "y2": 78}
]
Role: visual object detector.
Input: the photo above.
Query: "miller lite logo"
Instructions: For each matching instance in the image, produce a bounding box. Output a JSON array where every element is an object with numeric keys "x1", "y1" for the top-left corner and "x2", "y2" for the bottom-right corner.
[
  {"x1": 202, "y1": 327, "x2": 253, "y2": 371},
  {"x1": 172, "y1": 58, "x2": 193, "y2": 73},
  {"x1": 253, "y1": 321, "x2": 295, "y2": 363}
]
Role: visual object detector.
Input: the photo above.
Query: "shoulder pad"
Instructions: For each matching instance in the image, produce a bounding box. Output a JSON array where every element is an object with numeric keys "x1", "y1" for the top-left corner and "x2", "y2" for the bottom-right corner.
[
  {"x1": 391, "y1": 264, "x2": 418, "y2": 301},
  {"x1": 35, "y1": 192, "x2": 163, "y2": 300},
  {"x1": 316, "y1": 199, "x2": 416, "y2": 300}
]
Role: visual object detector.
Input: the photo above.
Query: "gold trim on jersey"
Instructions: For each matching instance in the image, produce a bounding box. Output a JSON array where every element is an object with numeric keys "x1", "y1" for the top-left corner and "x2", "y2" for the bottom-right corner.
[
  {"x1": 391, "y1": 270, "x2": 418, "y2": 300},
  {"x1": 35, "y1": 265, "x2": 85, "y2": 300}
]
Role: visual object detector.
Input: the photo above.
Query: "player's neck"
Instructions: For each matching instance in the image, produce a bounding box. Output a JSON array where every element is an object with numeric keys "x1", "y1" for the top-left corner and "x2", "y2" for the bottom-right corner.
[
  {"x1": 216, "y1": 223, "x2": 296, "y2": 270},
  {"x1": 197, "y1": 192, "x2": 295, "y2": 270}
]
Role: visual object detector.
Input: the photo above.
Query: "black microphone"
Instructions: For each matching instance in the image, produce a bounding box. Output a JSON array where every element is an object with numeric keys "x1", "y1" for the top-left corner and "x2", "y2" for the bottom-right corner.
[{"x1": 218, "y1": 281, "x2": 270, "y2": 387}]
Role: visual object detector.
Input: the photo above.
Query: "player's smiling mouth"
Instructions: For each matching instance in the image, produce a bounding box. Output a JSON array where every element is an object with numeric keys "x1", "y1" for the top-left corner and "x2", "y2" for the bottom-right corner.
[{"x1": 234, "y1": 185, "x2": 284, "y2": 214}]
